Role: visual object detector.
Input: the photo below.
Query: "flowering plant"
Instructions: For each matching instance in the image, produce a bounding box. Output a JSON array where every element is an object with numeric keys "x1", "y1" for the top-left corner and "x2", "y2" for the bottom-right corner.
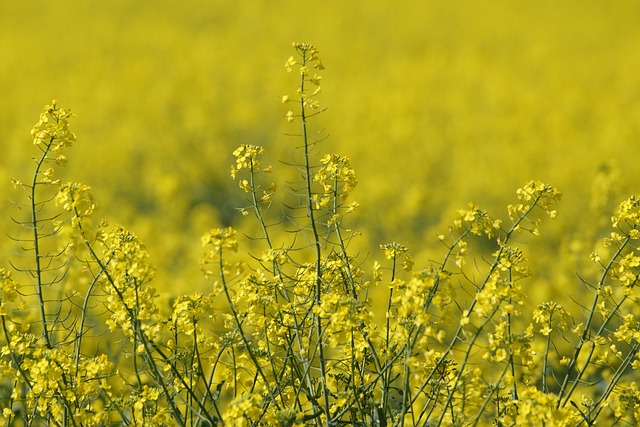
[{"x1": 1, "y1": 43, "x2": 640, "y2": 427}]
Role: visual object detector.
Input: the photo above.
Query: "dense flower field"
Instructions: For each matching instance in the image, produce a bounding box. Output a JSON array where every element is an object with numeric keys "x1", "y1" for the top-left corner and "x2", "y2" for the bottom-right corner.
[{"x1": 2, "y1": 1, "x2": 640, "y2": 425}]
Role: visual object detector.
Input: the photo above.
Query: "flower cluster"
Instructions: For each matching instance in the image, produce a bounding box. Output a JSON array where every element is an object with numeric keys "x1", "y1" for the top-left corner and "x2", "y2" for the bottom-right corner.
[
  {"x1": 201, "y1": 227, "x2": 238, "y2": 261},
  {"x1": 101, "y1": 225, "x2": 158, "y2": 337},
  {"x1": 283, "y1": 42, "x2": 324, "y2": 120},
  {"x1": 508, "y1": 181, "x2": 561, "y2": 234},
  {"x1": 533, "y1": 301, "x2": 570, "y2": 337},
  {"x1": 494, "y1": 244, "x2": 532, "y2": 278},
  {"x1": 56, "y1": 182, "x2": 97, "y2": 227},
  {"x1": 31, "y1": 100, "x2": 75, "y2": 153},
  {"x1": 0, "y1": 269, "x2": 20, "y2": 315},
  {"x1": 231, "y1": 144, "x2": 276, "y2": 213},
  {"x1": 312, "y1": 154, "x2": 357, "y2": 209},
  {"x1": 454, "y1": 202, "x2": 502, "y2": 238},
  {"x1": 0, "y1": 323, "x2": 113, "y2": 425},
  {"x1": 611, "y1": 196, "x2": 640, "y2": 239},
  {"x1": 231, "y1": 144, "x2": 266, "y2": 179}
]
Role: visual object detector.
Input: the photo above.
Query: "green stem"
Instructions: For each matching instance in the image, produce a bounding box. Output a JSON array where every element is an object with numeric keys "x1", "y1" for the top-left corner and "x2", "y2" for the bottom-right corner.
[
  {"x1": 31, "y1": 135, "x2": 57, "y2": 349},
  {"x1": 298, "y1": 48, "x2": 331, "y2": 426},
  {"x1": 557, "y1": 233, "x2": 630, "y2": 408}
]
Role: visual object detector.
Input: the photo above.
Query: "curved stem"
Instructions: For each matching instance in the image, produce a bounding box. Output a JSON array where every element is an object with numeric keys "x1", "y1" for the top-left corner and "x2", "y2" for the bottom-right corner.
[{"x1": 31, "y1": 135, "x2": 57, "y2": 348}]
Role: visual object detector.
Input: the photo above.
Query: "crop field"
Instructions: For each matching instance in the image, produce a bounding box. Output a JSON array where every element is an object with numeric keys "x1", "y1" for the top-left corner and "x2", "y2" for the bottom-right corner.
[{"x1": 2, "y1": 1, "x2": 640, "y2": 426}]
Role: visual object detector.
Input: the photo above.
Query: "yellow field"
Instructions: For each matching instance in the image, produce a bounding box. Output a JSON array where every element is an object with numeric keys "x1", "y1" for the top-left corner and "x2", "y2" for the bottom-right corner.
[
  {"x1": 3, "y1": 1, "x2": 640, "y2": 424},
  {"x1": 2, "y1": 1, "x2": 639, "y2": 290}
]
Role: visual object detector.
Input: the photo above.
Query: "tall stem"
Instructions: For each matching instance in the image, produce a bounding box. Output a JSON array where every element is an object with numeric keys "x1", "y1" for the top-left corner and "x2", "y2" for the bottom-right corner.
[
  {"x1": 299, "y1": 52, "x2": 331, "y2": 427},
  {"x1": 31, "y1": 135, "x2": 56, "y2": 349}
]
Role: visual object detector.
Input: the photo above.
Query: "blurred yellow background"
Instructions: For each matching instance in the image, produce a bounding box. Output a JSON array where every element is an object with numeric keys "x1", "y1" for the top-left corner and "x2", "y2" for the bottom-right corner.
[{"x1": 2, "y1": 1, "x2": 639, "y2": 295}]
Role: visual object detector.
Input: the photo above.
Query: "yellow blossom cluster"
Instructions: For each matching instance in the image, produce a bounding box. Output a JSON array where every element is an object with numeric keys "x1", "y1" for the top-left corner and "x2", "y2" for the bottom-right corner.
[
  {"x1": 55, "y1": 182, "x2": 97, "y2": 227},
  {"x1": 101, "y1": 225, "x2": 158, "y2": 338},
  {"x1": 454, "y1": 202, "x2": 502, "y2": 238},
  {"x1": 508, "y1": 181, "x2": 561, "y2": 234},
  {"x1": 312, "y1": 154, "x2": 357, "y2": 209},
  {"x1": 201, "y1": 227, "x2": 239, "y2": 260},
  {"x1": 283, "y1": 43, "x2": 324, "y2": 121},
  {"x1": 31, "y1": 100, "x2": 75, "y2": 154}
]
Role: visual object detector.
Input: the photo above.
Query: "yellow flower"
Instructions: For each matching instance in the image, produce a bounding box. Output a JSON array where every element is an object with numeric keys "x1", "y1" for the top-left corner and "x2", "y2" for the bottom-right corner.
[
  {"x1": 380, "y1": 242, "x2": 408, "y2": 260},
  {"x1": 284, "y1": 55, "x2": 296, "y2": 71}
]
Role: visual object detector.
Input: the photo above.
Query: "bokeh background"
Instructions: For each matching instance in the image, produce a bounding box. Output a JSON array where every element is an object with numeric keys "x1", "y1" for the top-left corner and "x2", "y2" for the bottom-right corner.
[{"x1": 2, "y1": 0, "x2": 640, "y2": 297}]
